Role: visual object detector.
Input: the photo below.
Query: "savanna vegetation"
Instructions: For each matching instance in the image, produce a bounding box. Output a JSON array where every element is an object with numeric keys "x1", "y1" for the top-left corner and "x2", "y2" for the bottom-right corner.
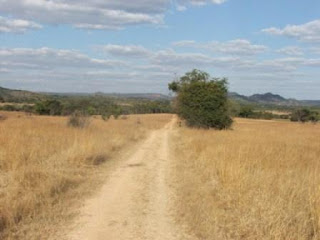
[
  {"x1": 0, "y1": 111, "x2": 173, "y2": 239},
  {"x1": 172, "y1": 118, "x2": 320, "y2": 239},
  {"x1": 290, "y1": 108, "x2": 320, "y2": 123},
  {"x1": 0, "y1": 95, "x2": 172, "y2": 117},
  {"x1": 230, "y1": 103, "x2": 319, "y2": 122},
  {"x1": 1, "y1": 70, "x2": 320, "y2": 239}
]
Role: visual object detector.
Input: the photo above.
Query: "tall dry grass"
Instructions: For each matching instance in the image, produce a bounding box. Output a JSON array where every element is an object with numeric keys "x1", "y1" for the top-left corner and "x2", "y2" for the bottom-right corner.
[
  {"x1": 0, "y1": 112, "x2": 172, "y2": 239},
  {"x1": 172, "y1": 118, "x2": 320, "y2": 240}
]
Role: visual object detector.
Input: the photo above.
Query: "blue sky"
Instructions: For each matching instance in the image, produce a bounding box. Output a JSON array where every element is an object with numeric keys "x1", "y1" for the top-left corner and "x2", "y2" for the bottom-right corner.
[{"x1": 0, "y1": 0, "x2": 320, "y2": 99}]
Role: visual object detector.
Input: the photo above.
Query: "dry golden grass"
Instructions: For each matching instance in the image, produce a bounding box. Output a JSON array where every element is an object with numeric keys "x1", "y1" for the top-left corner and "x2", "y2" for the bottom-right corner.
[
  {"x1": 0, "y1": 103, "x2": 34, "y2": 106},
  {"x1": 172, "y1": 118, "x2": 320, "y2": 240},
  {"x1": 265, "y1": 110, "x2": 291, "y2": 116},
  {"x1": 0, "y1": 111, "x2": 172, "y2": 239}
]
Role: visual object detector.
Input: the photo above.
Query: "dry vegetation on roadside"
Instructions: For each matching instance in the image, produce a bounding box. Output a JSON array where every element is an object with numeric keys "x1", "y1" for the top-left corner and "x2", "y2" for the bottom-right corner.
[
  {"x1": 172, "y1": 118, "x2": 320, "y2": 240},
  {"x1": 0, "y1": 112, "x2": 172, "y2": 239}
]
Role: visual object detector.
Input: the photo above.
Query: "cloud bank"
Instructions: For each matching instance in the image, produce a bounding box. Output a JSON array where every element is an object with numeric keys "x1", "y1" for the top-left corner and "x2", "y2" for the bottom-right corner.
[
  {"x1": 0, "y1": 16, "x2": 41, "y2": 33},
  {"x1": 262, "y1": 19, "x2": 320, "y2": 43},
  {"x1": 0, "y1": 0, "x2": 226, "y2": 30}
]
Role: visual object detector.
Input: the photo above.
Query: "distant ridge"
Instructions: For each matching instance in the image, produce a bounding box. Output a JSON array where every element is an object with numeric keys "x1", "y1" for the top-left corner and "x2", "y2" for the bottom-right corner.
[
  {"x1": 0, "y1": 86, "x2": 319, "y2": 106},
  {"x1": 0, "y1": 86, "x2": 171, "y2": 102},
  {"x1": 228, "y1": 92, "x2": 320, "y2": 107},
  {"x1": 0, "y1": 86, "x2": 44, "y2": 102},
  {"x1": 249, "y1": 92, "x2": 286, "y2": 103}
]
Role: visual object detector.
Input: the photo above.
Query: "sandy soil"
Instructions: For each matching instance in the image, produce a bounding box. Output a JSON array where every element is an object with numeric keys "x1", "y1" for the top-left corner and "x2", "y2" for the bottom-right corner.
[{"x1": 63, "y1": 118, "x2": 193, "y2": 240}]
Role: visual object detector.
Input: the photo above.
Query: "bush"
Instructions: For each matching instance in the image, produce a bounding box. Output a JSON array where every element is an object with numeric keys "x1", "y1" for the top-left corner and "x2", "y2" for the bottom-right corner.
[
  {"x1": 112, "y1": 107, "x2": 122, "y2": 120},
  {"x1": 0, "y1": 104, "x2": 21, "y2": 111},
  {"x1": 35, "y1": 100, "x2": 62, "y2": 116},
  {"x1": 290, "y1": 108, "x2": 319, "y2": 123},
  {"x1": 67, "y1": 111, "x2": 90, "y2": 128},
  {"x1": 238, "y1": 106, "x2": 254, "y2": 118},
  {"x1": 101, "y1": 112, "x2": 112, "y2": 121},
  {"x1": 169, "y1": 69, "x2": 232, "y2": 129}
]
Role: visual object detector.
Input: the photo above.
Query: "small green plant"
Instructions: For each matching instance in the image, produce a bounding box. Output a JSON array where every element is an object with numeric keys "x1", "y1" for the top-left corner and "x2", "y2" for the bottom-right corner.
[{"x1": 67, "y1": 111, "x2": 90, "y2": 128}]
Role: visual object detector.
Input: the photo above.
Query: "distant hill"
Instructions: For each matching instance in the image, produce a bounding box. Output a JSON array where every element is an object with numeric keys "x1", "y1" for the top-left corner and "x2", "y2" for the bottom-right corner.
[
  {"x1": 249, "y1": 93, "x2": 286, "y2": 103},
  {"x1": 228, "y1": 92, "x2": 320, "y2": 107},
  {"x1": 0, "y1": 86, "x2": 171, "y2": 103},
  {"x1": 0, "y1": 86, "x2": 44, "y2": 103}
]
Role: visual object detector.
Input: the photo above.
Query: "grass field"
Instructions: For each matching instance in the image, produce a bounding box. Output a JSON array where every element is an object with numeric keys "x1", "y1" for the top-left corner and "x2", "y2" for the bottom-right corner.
[
  {"x1": 172, "y1": 118, "x2": 320, "y2": 240},
  {"x1": 0, "y1": 111, "x2": 172, "y2": 239},
  {"x1": 1, "y1": 112, "x2": 319, "y2": 239}
]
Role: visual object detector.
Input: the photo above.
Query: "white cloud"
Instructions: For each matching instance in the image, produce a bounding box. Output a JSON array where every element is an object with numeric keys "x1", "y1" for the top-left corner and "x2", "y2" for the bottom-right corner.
[
  {"x1": 0, "y1": 0, "x2": 226, "y2": 30},
  {"x1": 262, "y1": 19, "x2": 320, "y2": 42},
  {"x1": 304, "y1": 58, "x2": 320, "y2": 67},
  {"x1": 152, "y1": 49, "x2": 215, "y2": 66},
  {"x1": 99, "y1": 44, "x2": 152, "y2": 58},
  {"x1": 0, "y1": 16, "x2": 41, "y2": 33},
  {"x1": 0, "y1": 68, "x2": 9, "y2": 73},
  {"x1": 172, "y1": 40, "x2": 196, "y2": 46},
  {"x1": 0, "y1": 47, "x2": 126, "y2": 69},
  {"x1": 276, "y1": 46, "x2": 304, "y2": 56},
  {"x1": 178, "y1": 0, "x2": 227, "y2": 6},
  {"x1": 176, "y1": 5, "x2": 187, "y2": 11},
  {"x1": 1, "y1": 46, "x2": 320, "y2": 96},
  {"x1": 309, "y1": 47, "x2": 320, "y2": 55},
  {"x1": 172, "y1": 39, "x2": 267, "y2": 55}
]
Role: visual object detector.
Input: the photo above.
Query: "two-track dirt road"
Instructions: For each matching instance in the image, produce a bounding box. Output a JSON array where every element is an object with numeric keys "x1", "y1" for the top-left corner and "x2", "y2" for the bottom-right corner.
[{"x1": 66, "y1": 118, "x2": 193, "y2": 240}]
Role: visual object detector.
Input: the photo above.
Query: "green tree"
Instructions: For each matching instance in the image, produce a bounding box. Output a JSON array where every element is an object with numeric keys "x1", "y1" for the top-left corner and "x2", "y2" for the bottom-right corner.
[
  {"x1": 35, "y1": 100, "x2": 62, "y2": 115},
  {"x1": 169, "y1": 69, "x2": 233, "y2": 129},
  {"x1": 309, "y1": 111, "x2": 319, "y2": 123},
  {"x1": 238, "y1": 105, "x2": 254, "y2": 118},
  {"x1": 290, "y1": 108, "x2": 319, "y2": 123}
]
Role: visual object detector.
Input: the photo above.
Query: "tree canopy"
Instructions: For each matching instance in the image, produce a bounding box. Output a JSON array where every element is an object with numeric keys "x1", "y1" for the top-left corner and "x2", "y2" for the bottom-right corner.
[{"x1": 169, "y1": 69, "x2": 233, "y2": 129}]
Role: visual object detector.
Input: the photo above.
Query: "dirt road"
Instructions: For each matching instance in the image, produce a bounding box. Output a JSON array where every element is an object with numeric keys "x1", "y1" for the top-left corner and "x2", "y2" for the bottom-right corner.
[{"x1": 66, "y1": 118, "x2": 192, "y2": 240}]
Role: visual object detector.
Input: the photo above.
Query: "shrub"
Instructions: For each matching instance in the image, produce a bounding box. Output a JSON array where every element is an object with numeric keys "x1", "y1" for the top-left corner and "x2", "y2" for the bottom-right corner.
[
  {"x1": 112, "y1": 107, "x2": 122, "y2": 120},
  {"x1": 238, "y1": 105, "x2": 254, "y2": 118},
  {"x1": 67, "y1": 111, "x2": 90, "y2": 128},
  {"x1": 1, "y1": 104, "x2": 21, "y2": 111},
  {"x1": 169, "y1": 69, "x2": 233, "y2": 129},
  {"x1": 101, "y1": 112, "x2": 112, "y2": 121},
  {"x1": 290, "y1": 108, "x2": 319, "y2": 123},
  {"x1": 35, "y1": 100, "x2": 62, "y2": 116}
]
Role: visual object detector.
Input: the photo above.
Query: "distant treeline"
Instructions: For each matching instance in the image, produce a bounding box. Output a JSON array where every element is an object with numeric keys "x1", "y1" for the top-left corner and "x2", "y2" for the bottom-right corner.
[
  {"x1": 0, "y1": 95, "x2": 172, "y2": 116},
  {"x1": 231, "y1": 103, "x2": 320, "y2": 123},
  {"x1": 1, "y1": 93, "x2": 319, "y2": 123}
]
